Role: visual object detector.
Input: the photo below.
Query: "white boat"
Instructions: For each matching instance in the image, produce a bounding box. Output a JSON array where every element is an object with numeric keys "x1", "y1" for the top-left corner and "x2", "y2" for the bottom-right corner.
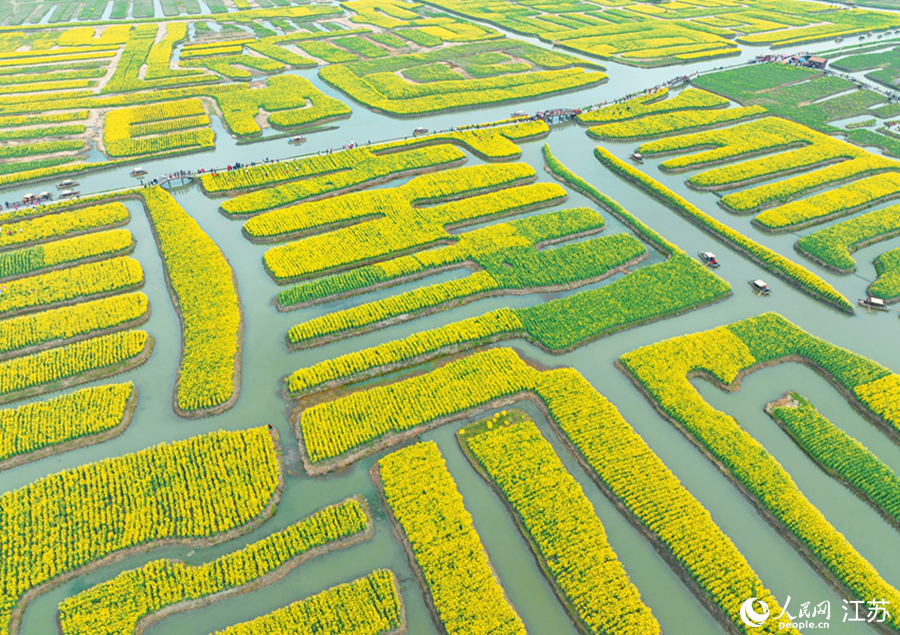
[
  {"x1": 749, "y1": 279, "x2": 771, "y2": 295},
  {"x1": 631, "y1": 152, "x2": 644, "y2": 164},
  {"x1": 289, "y1": 135, "x2": 306, "y2": 144},
  {"x1": 698, "y1": 252, "x2": 719, "y2": 268},
  {"x1": 859, "y1": 296, "x2": 890, "y2": 311},
  {"x1": 413, "y1": 127, "x2": 428, "y2": 136},
  {"x1": 59, "y1": 190, "x2": 79, "y2": 199},
  {"x1": 38, "y1": 192, "x2": 51, "y2": 200},
  {"x1": 57, "y1": 179, "x2": 77, "y2": 188},
  {"x1": 131, "y1": 167, "x2": 147, "y2": 177}
]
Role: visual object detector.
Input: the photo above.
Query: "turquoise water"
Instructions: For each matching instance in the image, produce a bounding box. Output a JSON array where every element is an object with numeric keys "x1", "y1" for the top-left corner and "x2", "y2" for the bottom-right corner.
[{"x1": 5, "y1": 26, "x2": 900, "y2": 635}]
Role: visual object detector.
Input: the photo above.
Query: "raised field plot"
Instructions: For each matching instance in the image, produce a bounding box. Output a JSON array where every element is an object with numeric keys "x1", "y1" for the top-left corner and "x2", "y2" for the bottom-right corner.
[
  {"x1": 416, "y1": 0, "x2": 900, "y2": 66},
  {"x1": 620, "y1": 313, "x2": 900, "y2": 628},
  {"x1": 593, "y1": 73, "x2": 900, "y2": 308},
  {"x1": 8, "y1": 9, "x2": 900, "y2": 635}
]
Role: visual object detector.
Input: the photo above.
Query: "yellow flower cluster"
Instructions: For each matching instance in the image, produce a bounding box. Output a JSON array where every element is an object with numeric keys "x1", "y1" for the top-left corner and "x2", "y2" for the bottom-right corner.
[
  {"x1": 537, "y1": 363, "x2": 793, "y2": 634},
  {"x1": 769, "y1": 393, "x2": 900, "y2": 522},
  {"x1": 288, "y1": 271, "x2": 499, "y2": 345},
  {"x1": 220, "y1": 145, "x2": 465, "y2": 216},
  {"x1": 378, "y1": 120, "x2": 548, "y2": 160},
  {"x1": 247, "y1": 162, "x2": 536, "y2": 240},
  {"x1": 579, "y1": 87, "x2": 727, "y2": 124},
  {"x1": 620, "y1": 318, "x2": 900, "y2": 629},
  {"x1": 463, "y1": 415, "x2": 660, "y2": 633},
  {"x1": 58, "y1": 498, "x2": 370, "y2": 635},
  {"x1": 686, "y1": 130, "x2": 865, "y2": 190},
  {"x1": 262, "y1": 181, "x2": 565, "y2": 282},
  {"x1": 302, "y1": 348, "x2": 532, "y2": 463},
  {"x1": 755, "y1": 172, "x2": 900, "y2": 232},
  {"x1": 0, "y1": 111, "x2": 88, "y2": 128},
  {"x1": 542, "y1": 143, "x2": 679, "y2": 255},
  {"x1": 285, "y1": 308, "x2": 523, "y2": 397},
  {"x1": 0, "y1": 382, "x2": 133, "y2": 465},
  {"x1": 57, "y1": 24, "x2": 131, "y2": 46},
  {"x1": 854, "y1": 375, "x2": 900, "y2": 431},
  {"x1": 202, "y1": 146, "x2": 363, "y2": 193},
  {"x1": 0, "y1": 291, "x2": 148, "y2": 357},
  {"x1": 587, "y1": 105, "x2": 767, "y2": 140},
  {"x1": 0, "y1": 202, "x2": 129, "y2": 250},
  {"x1": 180, "y1": 40, "x2": 252, "y2": 59},
  {"x1": 721, "y1": 154, "x2": 896, "y2": 213},
  {"x1": 139, "y1": 188, "x2": 241, "y2": 415},
  {"x1": 130, "y1": 114, "x2": 209, "y2": 138},
  {"x1": 0, "y1": 329, "x2": 150, "y2": 402},
  {"x1": 0, "y1": 256, "x2": 144, "y2": 318},
  {"x1": 277, "y1": 206, "x2": 602, "y2": 307},
  {"x1": 310, "y1": 344, "x2": 790, "y2": 633},
  {"x1": 871, "y1": 247, "x2": 900, "y2": 301},
  {"x1": 637, "y1": 117, "x2": 855, "y2": 178},
  {"x1": 213, "y1": 75, "x2": 350, "y2": 137},
  {"x1": 103, "y1": 98, "x2": 213, "y2": 158},
  {"x1": 320, "y1": 64, "x2": 605, "y2": 115},
  {"x1": 144, "y1": 23, "x2": 200, "y2": 82},
  {"x1": 0, "y1": 427, "x2": 280, "y2": 635},
  {"x1": 378, "y1": 441, "x2": 526, "y2": 634},
  {"x1": 285, "y1": 231, "x2": 643, "y2": 347},
  {"x1": 0, "y1": 229, "x2": 133, "y2": 281},
  {"x1": 595, "y1": 147, "x2": 853, "y2": 312},
  {"x1": 211, "y1": 570, "x2": 402, "y2": 635},
  {"x1": 795, "y1": 203, "x2": 900, "y2": 272}
]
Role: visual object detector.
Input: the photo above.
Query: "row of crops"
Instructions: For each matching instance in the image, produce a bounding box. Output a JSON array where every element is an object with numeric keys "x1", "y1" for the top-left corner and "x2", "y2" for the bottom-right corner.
[{"x1": 7, "y1": 34, "x2": 900, "y2": 635}]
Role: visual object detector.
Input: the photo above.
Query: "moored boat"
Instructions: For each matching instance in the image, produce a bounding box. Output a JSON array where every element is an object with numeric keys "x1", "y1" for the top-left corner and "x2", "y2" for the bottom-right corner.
[
  {"x1": 698, "y1": 252, "x2": 719, "y2": 268},
  {"x1": 859, "y1": 296, "x2": 890, "y2": 311},
  {"x1": 131, "y1": 167, "x2": 147, "y2": 177},
  {"x1": 749, "y1": 279, "x2": 771, "y2": 295}
]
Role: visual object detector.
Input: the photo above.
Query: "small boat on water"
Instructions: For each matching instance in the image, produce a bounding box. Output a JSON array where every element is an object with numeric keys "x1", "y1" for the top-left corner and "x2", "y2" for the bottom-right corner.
[
  {"x1": 698, "y1": 252, "x2": 719, "y2": 268},
  {"x1": 413, "y1": 127, "x2": 428, "y2": 136},
  {"x1": 59, "y1": 190, "x2": 79, "y2": 199},
  {"x1": 511, "y1": 111, "x2": 527, "y2": 118},
  {"x1": 38, "y1": 192, "x2": 51, "y2": 200},
  {"x1": 289, "y1": 135, "x2": 306, "y2": 144},
  {"x1": 631, "y1": 152, "x2": 644, "y2": 164},
  {"x1": 749, "y1": 279, "x2": 771, "y2": 295},
  {"x1": 57, "y1": 179, "x2": 77, "y2": 188},
  {"x1": 131, "y1": 167, "x2": 147, "y2": 177},
  {"x1": 860, "y1": 296, "x2": 890, "y2": 311}
]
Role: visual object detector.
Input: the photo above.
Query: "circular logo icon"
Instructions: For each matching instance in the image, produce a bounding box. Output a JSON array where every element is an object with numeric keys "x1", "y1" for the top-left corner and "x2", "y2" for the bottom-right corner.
[{"x1": 740, "y1": 598, "x2": 770, "y2": 628}]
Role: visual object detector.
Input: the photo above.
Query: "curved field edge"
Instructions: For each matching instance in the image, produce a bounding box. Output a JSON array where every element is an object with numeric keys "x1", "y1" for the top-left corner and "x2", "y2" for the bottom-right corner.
[
  {"x1": 280, "y1": 147, "x2": 731, "y2": 400},
  {"x1": 209, "y1": 569, "x2": 405, "y2": 635},
  {"x1": 137, "y1": 188, "x2": 243, "y2": 417},
  {"x1": 0, "y1": 332, "x2": 154, "y2": 407},
  {"x1": 323, "y1": 348, "x2": 793, "y2": 634},
  {"x1": 764, "y1": 392, "x2": 900, "y2": 533},
  {"x1": 457, "y1": 410, "x2": 660, "y2": 634},
  {"x1": 0, "y1": 384, "x2": 137, "y2": 473},
  {"x1": 593, "y1": 146, "x2": 853, "y2": 313},
  {"x1": 3, "y1": 427, "x2": 285, "y2": 635},
  {"x1": 616, "y1": 313, "x2": 900, "y2": 632},
  {"x1": 57, "y1": 496, "x2": 376, "y2": 635}
]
